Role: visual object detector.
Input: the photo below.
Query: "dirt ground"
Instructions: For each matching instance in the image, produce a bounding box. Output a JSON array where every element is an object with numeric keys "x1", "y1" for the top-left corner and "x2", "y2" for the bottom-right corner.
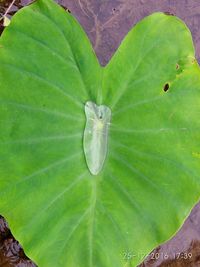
[{"x1": 0, "y1": 0, "x2": 200, "y2": 266}]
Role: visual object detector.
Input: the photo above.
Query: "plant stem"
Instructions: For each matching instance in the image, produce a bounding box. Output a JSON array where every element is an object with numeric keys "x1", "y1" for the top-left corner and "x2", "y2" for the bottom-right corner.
[{"x1": 0, "y1": 0, "x2": 16, "y2": 22}]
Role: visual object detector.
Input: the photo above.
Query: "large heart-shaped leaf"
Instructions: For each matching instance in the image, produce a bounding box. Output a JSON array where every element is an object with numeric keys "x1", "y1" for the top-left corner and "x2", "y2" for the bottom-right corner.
[{"x1": 1, "y1": 0, "x2": 200, "y2": 266}]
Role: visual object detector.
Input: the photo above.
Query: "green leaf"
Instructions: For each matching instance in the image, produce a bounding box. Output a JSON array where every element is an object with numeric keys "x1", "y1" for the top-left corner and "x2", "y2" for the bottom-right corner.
[{"x1": 0, "y1": 0, "x2": 200, "y2": 266}]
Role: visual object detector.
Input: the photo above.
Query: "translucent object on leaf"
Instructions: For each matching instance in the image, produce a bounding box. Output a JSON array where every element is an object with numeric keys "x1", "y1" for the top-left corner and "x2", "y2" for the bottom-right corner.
[{"x1": 83, "y1": 101, "x2": 111, "y2": 175}]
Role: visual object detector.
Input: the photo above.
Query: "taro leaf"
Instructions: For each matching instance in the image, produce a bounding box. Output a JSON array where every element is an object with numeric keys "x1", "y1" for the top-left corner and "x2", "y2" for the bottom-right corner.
[{"x1": 0, "y1": 0, "x2": 200, "y2": 266}]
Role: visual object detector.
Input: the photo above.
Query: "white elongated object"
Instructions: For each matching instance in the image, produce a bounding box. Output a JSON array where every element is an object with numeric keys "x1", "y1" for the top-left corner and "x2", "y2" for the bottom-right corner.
[{"x1": 83, "y1": 101, "x2": 111, "y2": 175}]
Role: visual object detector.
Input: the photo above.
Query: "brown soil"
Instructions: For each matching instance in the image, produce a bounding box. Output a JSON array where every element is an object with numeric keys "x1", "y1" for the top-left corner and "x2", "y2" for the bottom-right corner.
[{"x1": 0, "y1": 0, "x2": 200, "y2": 266}]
